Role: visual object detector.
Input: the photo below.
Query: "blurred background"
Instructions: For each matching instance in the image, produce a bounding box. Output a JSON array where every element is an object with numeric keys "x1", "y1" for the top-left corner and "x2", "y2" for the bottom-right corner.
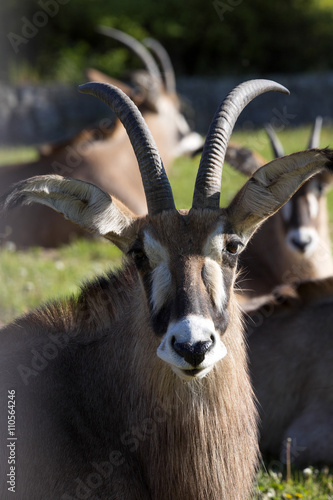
[
  {"x1": 2, "y1": 0, "x2": 333, "y2": 143},
  {"x1": 1, "y1": 4, "x2": 333, "y2": 496},
  {"x1": 2, "y1": 0, "x2": 333, "y2": 82}
]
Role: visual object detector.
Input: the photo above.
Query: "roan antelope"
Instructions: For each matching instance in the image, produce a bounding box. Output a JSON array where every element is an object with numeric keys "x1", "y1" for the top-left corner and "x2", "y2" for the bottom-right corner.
[
  {"x1": 245, "y1": 277, "x2": 333, "y2": 465},
  {"x1": 227, "y1": 117, "x2": 333, "y2": 297},
  {"x1": 1, "y1": 79, "x2": 333, "y2": 499},
  {"x1": 0, "y1": 31, "x2": 202, "y2": 248}
]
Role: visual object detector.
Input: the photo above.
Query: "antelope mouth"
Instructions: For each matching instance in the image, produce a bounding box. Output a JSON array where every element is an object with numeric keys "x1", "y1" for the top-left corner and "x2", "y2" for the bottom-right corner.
[
  {"x1": 182, "y1": 368, "x2": 204, "y2": 377},
  {"x1": 175, "y1": 366, "x2": 213, "y2": 381}
]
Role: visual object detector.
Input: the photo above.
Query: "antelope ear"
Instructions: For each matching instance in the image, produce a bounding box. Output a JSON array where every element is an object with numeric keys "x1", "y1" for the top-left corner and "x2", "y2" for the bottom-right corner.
[
  {"x1": 1, "y1": 175, "x2": 137, "y2": 252},
  {"x1": 226, "y1": 149, "x2": 333, "y2": 244}
]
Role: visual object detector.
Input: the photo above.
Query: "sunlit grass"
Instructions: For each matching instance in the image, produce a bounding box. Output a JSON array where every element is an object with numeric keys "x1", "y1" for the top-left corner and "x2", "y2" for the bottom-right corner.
[
  {"x1": 1, "y1": 129, "x2": 333, "y2": 497},
  {"x1": 0, "y1": 238, "x2": 121, "y2": 324}
]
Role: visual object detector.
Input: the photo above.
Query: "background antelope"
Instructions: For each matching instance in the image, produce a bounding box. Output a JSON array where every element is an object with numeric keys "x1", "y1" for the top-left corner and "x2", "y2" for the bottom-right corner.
[
  {"x1": 1, "y1": 78, "x2": 332, "y2": 499},
  {"x1": 246, "y1": 277, "x2": 333, "y2": 466},
  {"x1": 227, "y1": 118, "x2": 333, "y2": 297},
  {"x1": 0, "y1": 30, "x2": 202, "y2": 248}
]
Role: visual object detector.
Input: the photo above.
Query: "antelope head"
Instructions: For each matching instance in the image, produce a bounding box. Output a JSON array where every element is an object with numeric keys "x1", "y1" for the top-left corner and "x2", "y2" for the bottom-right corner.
[
  {"x1": 266, "y1": 117, "x2": 333, "y2": 255},
  {"x1": 3, "y1": 81, "x2": 333, "y2": 381},
  {"x1": 92, "y1": 27, "x2": 203, "y2": 156}
]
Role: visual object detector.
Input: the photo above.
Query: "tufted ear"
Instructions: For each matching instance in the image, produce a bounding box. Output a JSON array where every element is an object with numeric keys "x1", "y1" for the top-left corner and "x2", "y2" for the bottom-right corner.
[
  {"x1": 226, "y1": 149, "x2": 333, "y2": 244},
  {"x1": 1, "y1": 175, "x2": 138, "y2": 252}
]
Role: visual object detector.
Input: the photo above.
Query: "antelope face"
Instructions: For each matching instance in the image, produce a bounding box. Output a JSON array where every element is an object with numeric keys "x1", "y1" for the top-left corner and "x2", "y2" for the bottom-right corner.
[
  {"x1": 128, "y1": 210, "x2": 243, "y2": 380},
  {"x1": 281, "y1": 172, "x2": 332, "y2": 255}
]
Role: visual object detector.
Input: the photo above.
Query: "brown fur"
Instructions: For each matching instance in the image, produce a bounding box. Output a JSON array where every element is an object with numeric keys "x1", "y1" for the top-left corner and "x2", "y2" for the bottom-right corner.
[
  {"x1": 246, "y1": 277, "x2": 333, "y2": 465},
  {"x1": 227, "y1": 142, "x2": 333, "y2": 297},
  {"x1": 2, "y1": 77, "x2": 333, "y2": 498},
  {"x1": 0, "y1": 214, "x2": 258, "y2": 499}
]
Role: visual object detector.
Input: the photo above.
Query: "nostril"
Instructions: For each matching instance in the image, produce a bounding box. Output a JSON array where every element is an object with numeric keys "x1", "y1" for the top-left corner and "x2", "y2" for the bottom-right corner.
[{"x1": 172, "y1": 340, "x2": 213, "y2": 367}]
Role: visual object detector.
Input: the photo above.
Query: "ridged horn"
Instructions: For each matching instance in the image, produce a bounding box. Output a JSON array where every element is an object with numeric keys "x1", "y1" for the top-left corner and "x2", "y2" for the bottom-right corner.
[
  {"x1": 192, "y1": 79, "x2": 289, "y2": 209},
  {"x1": 79, "y1": 82, "x2": 175, "y2": 215},
  {"x1": 308, "y1": 116, "x2": 323, "y2": 149},
  {"x1": 143, "y1": 37, "x2": 176, "y2": 94},
  {"x1": 97, "y1": 26, "x2": 163, "y2": 87},
  {"x1": 265, "y1": 123, "x2": 285, "y2": 158}
]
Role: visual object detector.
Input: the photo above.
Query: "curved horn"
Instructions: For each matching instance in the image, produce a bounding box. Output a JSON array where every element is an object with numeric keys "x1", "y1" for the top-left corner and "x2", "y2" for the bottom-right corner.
[
  {"x1": 308, "y1": 116, "x2": 323, "y2": 149},
  {"x1": 192, "y1": 79, "x2": 289, "y2": 209},
  {"x1": 143, "y1": 37, "x2": 176, "y2": 94},
  {"x1": 265, "y1": 123, "x2": 285, "y2": 158},
  {"x1": 97, "y1": 26, "x2": 163, "y2": 87},
  {"x1": 79, "y1": 82, "x2": 175, "y2": 215}
]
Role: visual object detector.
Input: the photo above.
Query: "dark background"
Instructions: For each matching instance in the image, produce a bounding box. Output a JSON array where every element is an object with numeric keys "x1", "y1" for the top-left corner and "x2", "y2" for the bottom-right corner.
[{"x1": 1, "y1": 0, "x2": 333, "y2": 84}]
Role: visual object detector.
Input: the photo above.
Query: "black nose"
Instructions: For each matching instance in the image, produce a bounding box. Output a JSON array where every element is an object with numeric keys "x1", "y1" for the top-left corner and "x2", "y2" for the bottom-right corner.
[
  {"x1": 172, "y1": 339, "x2": 213, "y2": 367},
  {"x1": 291, "y1": 236, "x2": 312, "y2": 253}
]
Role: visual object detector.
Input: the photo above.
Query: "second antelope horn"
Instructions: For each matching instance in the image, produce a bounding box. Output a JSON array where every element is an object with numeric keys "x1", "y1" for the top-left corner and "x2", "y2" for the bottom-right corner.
[
  {"x1": 97, "y1": 26, "x2": 163, "y2": 87},
  {"x1": 192, "y1": 79, "x2": 289, "y2": 209},
  {"x1": 143, "y1": 37, "x2": 176, "y2": 94},
  {"x1": 307, "y1": 116, "x2": 323, "y2": 149},
  {"x1": 265, "y1": 123, "x2": 285, "y2": 158}
]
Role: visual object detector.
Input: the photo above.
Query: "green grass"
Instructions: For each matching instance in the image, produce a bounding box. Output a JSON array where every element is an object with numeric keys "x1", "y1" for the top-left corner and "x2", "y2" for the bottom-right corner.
[
  {"x1": 253, "y1": 466, "x2": 333, "y2": 499},
  {"x1": 0, "y1": 238, "x2": 122, "y2": 324},
  {"x1": 1, "y1": 127, "x2": 333, "y2": 497},
  {"x1": 0, "y1": 147, "x2": 39, "y2": 166}
]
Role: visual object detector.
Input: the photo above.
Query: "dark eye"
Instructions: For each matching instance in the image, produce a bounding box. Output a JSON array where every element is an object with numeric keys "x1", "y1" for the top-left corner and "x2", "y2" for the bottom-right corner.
[
  {"x1": 129, "y1": 246, "x2": 149, "y2": 268},
  {"x1": 225, "y1": 240, "x2": 242, "y2": 255}
]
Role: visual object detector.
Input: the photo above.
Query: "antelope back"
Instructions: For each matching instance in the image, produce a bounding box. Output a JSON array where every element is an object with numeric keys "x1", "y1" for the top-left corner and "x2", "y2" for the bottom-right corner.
[{"x1": 247, "y1": 277, "x2": 333, "y2": 465}]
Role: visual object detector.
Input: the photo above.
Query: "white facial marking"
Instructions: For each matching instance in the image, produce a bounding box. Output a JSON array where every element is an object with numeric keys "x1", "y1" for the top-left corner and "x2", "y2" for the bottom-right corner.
[
  {"x1": 306, "y1": 192, "x2": 319, "y2": 220},
  {"x1": 281, "y1": 199, "x2": 292, "y2": 222},
  {"x1": 203, "y1": 223, "x2": 224, "y2": 261},
  {"x1": 202, "y1": 258, "x2": 226, "y2": 312},
  {"x1": 151, "y1": 263, "x2": 172, "y2": 313},
  {"x1": 143, "y1": 230, "x2": 169, "y2": 267},
  {"x1": 157, "y1": 315, "x2": 227, "y2": 381},
  {"x1": 286, "y1": 227, "x2": 319, "y2": 255}
]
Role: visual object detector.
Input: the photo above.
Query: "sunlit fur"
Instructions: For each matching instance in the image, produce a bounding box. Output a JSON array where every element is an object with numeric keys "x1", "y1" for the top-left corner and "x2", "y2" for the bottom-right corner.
[
  {"x1": 202, "y1": 258, "x2": 226, "y2": 312},
  {"x1": 0, "y1": 211, "x2": 259, "y2": 500}
]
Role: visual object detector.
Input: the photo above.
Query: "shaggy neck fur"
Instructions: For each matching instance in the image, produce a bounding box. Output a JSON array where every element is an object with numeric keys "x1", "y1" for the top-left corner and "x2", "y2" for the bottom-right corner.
[{"x1": 8, "y1": 262, "x2": 258, "y2": 500}]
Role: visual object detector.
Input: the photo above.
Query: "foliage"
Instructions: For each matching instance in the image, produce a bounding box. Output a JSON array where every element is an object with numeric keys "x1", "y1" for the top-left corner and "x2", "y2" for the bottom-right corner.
[{"x1": 1, "y1": 0, "x2": 333, "y2": 83}]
